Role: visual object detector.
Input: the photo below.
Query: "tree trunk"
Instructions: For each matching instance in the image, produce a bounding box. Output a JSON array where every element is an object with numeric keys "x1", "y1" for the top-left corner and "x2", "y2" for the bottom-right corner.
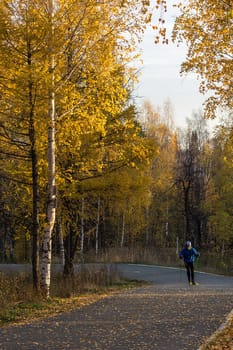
[
  {"x1": 0, "y1": 237, "x2": 5, "y2": 262},
  {"x1": 80, "y1": 197, "x2": 85, "y2": 256},
  {"x1": 120, "y1": 213, "x2": 125, "y2": 247},
  {"x1": 95, "y1": 197, "x2": 101, "y2": 254},
  {"x1": 58, "y1": 219, "x2": 65, "y2": 267},
  {"x1": 176, "y1": 236, "x2": 179, "y2": 255},
  {"x1": 221, "y1": 241, "x2": 225, "y2": 258},
  {"x1": 41, "y1": 117, "x2": 56, "y2": 297},
  {"x1": 9, "y1": 238, "x2": 14, "y2": 261},
  {"x1": 63, "y1": 225, "x2": 78, "y2": 277},
  {"x1": 165, "y1": 203, "x2": 169, "y2": 238},
  {"x1": 28, "y1": 78, "x2": 40, "y2": 291},
  {"x1": 63, "y1": 258, "x2": 74, "y2": 277},
  {"x1": 63, "y1": 230, "x2": 74, "y2": 277},
  {"x1": 145, "y1": 207, "x2": 149, "y2": 245},
  {"x1": 41, "y1": 0, "x2": 56, "y2": 298},
  {"x1": 183, "y1": 182, "x2": 191, "y2": 238},
  {"x1": 31, "y1": 147, "x2": 40, "y2": 291}
]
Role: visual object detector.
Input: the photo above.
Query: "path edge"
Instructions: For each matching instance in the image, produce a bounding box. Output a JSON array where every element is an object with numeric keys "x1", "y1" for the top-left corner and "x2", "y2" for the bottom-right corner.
[{"x1": 197, "y1": 308, "x2": 233, "y2": 350}]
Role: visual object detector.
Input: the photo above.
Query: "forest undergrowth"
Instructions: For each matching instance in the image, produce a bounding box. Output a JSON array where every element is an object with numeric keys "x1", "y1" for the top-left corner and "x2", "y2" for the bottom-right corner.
[{"x1": 0, "y1": 264, "x2": 145, "y2": 326}]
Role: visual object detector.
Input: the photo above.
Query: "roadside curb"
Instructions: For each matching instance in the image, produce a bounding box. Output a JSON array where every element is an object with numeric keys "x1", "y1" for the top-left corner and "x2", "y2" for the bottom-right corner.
[{"x1": 197, "y1": 308, "x2": 233, "y2": 350}]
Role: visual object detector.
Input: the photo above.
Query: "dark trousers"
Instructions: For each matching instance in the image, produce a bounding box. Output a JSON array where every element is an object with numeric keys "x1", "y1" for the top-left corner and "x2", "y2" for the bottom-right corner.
[{"x1": 185, "y1": 262, "x2": 194, "y2": 283}]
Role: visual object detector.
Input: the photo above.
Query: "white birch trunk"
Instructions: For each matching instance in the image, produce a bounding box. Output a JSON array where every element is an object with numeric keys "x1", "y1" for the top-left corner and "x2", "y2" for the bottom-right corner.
[
  {"x1": 221, "y1": 241, "x2": 225, "y2": 258},
  {"x1": 95, "y1": 197, "x2": 101, "y2": 255},
  {"x1": 176, "y1": 236, "x2": 179, "y2": 256},
  {"x1": 80, "y1": 197, "x2": 85, "y2": 255},
  {"x1": 41, "y1": 0, "x2": 56, "y2": 298}
]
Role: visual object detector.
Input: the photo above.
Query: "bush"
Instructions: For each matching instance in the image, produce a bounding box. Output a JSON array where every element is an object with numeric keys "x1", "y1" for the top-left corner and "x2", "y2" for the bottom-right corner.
[
  {"x1": 50, "y1": 264, "x2": 122, "y2": 297},
  {"x1": 0, "y1": 272, "x2": 34, "y2": 307}
]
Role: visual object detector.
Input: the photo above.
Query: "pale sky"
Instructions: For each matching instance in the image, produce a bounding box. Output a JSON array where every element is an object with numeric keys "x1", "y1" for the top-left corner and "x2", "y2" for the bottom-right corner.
[{"x1": 134, "y1": 1, "x2": 217, "y2": 130}]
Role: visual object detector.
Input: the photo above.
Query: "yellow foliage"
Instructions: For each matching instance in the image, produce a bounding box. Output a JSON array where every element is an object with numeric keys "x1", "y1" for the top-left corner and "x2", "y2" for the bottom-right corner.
[
  {"x1": 173, "y1": 0, "x2": 233, "y2": 118},
  {"x1": 0, "y1": 0, "x2": 167, "y2": 261}
]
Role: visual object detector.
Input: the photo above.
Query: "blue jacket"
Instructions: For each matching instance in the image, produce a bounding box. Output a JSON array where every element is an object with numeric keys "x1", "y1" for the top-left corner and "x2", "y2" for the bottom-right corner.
[{"x1": 179, "y1": 247, "x2": 199, "y2": 263}]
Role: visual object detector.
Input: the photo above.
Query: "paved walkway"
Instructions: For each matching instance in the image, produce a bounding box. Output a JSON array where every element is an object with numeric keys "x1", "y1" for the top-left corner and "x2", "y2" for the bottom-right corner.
[{"x1": 0, "y1": 264, "x2": 232, "y2": 350}]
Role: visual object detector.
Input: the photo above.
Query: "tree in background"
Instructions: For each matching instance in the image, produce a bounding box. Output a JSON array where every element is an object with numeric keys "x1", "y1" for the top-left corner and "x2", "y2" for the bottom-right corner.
[
  {"x1": 56, "y1": 103, "x2": 156, "y2": 275},
  {"x1": 175, "y1": 112, "x2": 211, "y2": 247},
  {"x1": 140, "y1": 101, "x2": 178, "y2": 248},
  {"x1": 206, "y1": 115, "x2": 233, "y2": 255},
  {"x1": 173, "y1": 0, "x2": 233, "y2": 118},
  {"x1": 172, "y1": 0, "x2": 233, "y2": 267}
]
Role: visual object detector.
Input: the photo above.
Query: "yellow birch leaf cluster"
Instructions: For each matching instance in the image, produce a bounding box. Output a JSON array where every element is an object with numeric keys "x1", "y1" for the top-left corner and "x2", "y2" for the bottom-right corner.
[{"x1": 173, "y1": 0, "x2": 233, "y2": 118}]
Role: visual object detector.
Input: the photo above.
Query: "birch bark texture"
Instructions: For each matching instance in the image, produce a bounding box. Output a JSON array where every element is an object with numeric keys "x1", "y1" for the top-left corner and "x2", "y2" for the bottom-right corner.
[{"x1": 41, "y1": 0, "x2": 56, "y2": 298}]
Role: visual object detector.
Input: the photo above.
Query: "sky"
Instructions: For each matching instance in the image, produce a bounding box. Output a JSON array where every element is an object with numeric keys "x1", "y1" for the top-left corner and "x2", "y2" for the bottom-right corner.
[{"x1": 134, "y1": 1, "x2": 217, "y2": 130}]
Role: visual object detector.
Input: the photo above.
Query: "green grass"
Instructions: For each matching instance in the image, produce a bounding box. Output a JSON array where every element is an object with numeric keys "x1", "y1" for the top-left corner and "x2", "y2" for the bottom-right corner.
[{"x1": 1, "y1": 302, "x2": 47, "y2": 323}]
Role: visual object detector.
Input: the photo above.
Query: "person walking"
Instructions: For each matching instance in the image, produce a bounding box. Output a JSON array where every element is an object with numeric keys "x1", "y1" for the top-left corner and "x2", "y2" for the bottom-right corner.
[{"x1": 179, "y1": 241, "x2": 200, "y2": 285}]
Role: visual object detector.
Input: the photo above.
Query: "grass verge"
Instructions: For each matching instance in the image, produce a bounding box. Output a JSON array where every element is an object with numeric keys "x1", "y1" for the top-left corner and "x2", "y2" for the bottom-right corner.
[
  {"x1": 199, "y1": 311, "x2": 233, "y2": 350},
  {"x1": 0, "y1": 265, "x2": 147, "y2": 327}
]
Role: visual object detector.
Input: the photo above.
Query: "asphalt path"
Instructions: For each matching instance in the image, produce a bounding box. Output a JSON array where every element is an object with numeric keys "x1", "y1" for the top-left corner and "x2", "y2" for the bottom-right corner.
[
  {"x1": 0, "y1": 264, "x2": 233, "y2": 350},
  {"x1": 117, "y1": 263, "x2": 233, "y2": 289}
]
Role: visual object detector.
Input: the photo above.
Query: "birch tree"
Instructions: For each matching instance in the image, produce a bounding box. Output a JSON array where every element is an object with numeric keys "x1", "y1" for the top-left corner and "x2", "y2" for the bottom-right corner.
[
  {"x1": 40, "y1": 0, "x2": 56, "y2": 298},
  {"x1": 39, "y1": 0, "x2": 156, "y2": 294},
  {"x1": 175, "y1": 113, "x2": 211, "y2": 246},
  {"x1": 141, "y1": 101, "x2": 178, "y2": 247}
]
